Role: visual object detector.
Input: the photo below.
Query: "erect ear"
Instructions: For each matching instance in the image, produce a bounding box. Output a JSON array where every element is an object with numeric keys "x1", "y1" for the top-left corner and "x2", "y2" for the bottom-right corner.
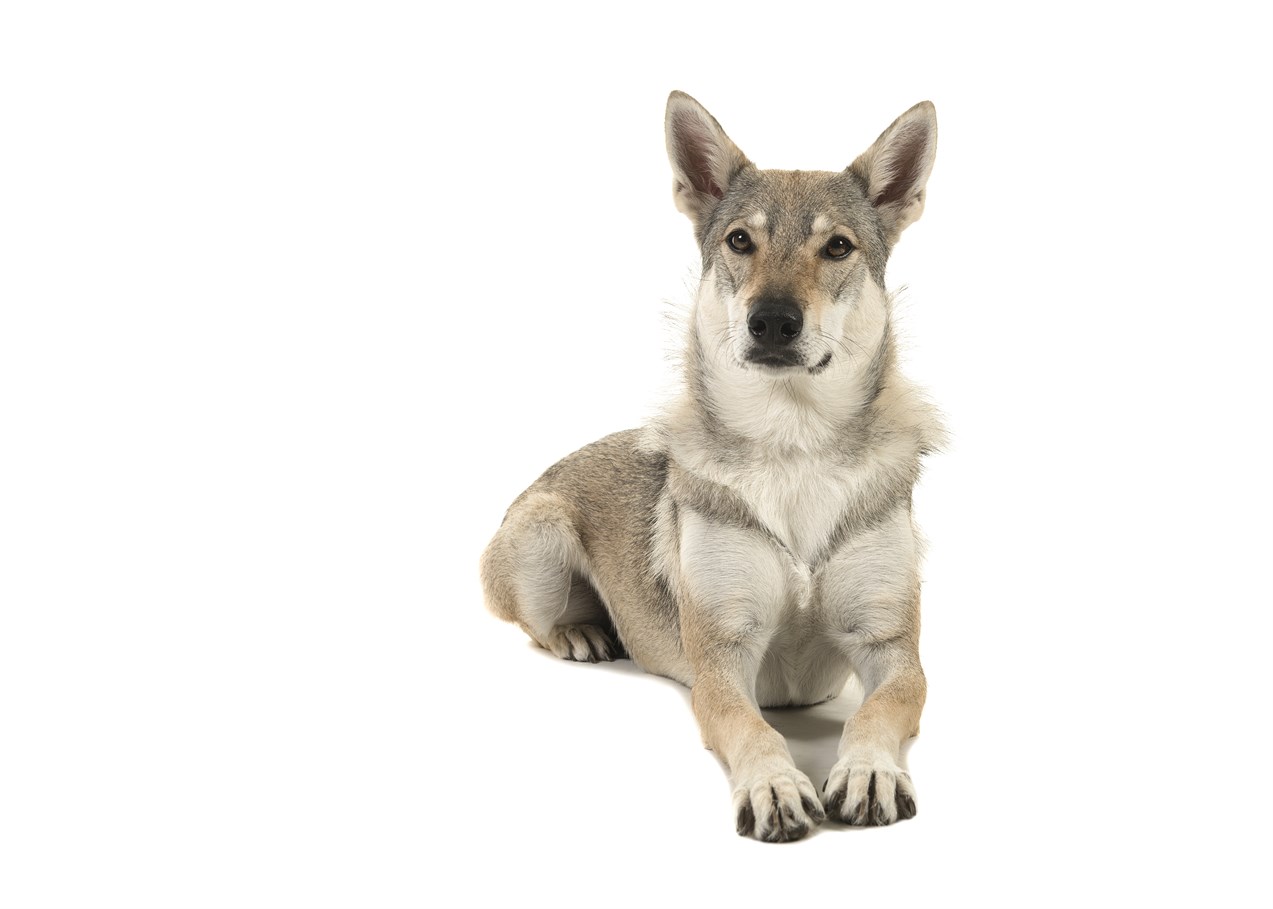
[
  {"x1": 849, "y1": 101, "x2": 938, "y2": 243},
  {"x1": 665, "y1": 91, "x2": 752, "y2": 226}
]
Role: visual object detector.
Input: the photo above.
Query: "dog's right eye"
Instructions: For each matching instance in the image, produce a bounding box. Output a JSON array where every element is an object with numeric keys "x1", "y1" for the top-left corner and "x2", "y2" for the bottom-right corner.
[{"x1": 726, "y1": 230, "x2": 753, "y2": 253}]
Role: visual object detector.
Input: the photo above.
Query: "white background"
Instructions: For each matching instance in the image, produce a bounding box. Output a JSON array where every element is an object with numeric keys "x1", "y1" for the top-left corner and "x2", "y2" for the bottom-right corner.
[{"x1": 2, "y1": 3, "x2": 1271, "y2": 908}]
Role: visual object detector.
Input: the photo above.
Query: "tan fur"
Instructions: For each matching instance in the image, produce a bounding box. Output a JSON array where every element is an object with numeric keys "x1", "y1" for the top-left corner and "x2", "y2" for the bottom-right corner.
[{"x1": 481, "y1": 92, "x2": 941, "y2": 841}]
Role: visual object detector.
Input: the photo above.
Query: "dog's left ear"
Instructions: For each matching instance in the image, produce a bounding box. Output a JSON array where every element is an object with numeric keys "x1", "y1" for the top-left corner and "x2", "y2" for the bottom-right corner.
[{"x1": 849, "y1": 101, "x2": 937, "y2": 243}]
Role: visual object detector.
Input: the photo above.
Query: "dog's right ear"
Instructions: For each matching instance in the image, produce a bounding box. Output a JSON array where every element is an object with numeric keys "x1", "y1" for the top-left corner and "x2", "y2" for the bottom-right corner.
[{"x1": 665, "y1": 91, "x2": 751, "y2": 225}]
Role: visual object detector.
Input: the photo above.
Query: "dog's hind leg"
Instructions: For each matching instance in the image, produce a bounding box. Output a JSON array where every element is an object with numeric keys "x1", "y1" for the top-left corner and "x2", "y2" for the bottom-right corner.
[{"x1": 480, "y1": 492, "x2": 622, "y2": 663}]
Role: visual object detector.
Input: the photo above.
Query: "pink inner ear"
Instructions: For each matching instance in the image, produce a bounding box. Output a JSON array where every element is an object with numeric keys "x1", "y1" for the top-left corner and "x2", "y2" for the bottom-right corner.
[
  {"x1": 874, "y1": 125, "x2": 928, "y2": 207},
  {"x1": 673, "y1": 112, "x2": 725, "y2": 200}
]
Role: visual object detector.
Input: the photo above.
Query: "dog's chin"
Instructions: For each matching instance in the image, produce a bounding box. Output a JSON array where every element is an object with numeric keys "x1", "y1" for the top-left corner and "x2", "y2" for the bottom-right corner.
[{"x1": 743, "y1": 350, "x2": 834, "y2": 375}]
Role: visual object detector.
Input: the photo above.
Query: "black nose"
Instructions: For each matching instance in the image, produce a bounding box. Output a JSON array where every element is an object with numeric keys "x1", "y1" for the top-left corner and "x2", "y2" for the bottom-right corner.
[{"x1": 747, "y1": 299, "x2": 803, "y2": 348}]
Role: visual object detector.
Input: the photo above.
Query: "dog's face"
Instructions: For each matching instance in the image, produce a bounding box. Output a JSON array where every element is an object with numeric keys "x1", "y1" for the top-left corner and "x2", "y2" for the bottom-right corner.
[
  {"x1": 694, "y1": 168, "x2": 887, "y2": 373},
  {"x1": 666, "y1": 92, "x2": 936, "y2": 375}
]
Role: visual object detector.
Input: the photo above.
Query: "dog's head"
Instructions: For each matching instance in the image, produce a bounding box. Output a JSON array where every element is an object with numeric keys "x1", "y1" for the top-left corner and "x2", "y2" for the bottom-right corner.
[{"x1": 666, "y1": 91, "x2": 936, "y2": 374}]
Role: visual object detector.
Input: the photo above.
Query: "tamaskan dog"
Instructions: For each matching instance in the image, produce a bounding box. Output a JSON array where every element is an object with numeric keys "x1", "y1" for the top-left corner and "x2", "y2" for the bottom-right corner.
[{"x1": 481, "y1": 91, "x2": 943, "y2": 842}]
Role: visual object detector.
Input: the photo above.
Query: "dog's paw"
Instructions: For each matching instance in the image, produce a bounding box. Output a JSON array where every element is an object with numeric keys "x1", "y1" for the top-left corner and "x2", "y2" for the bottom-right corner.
[
  {"x1": 543, "y1": 624, "x2": 621, "y2": 663},
  {"x1": 822, "y1": 754, "x2": 917, "y2": 827},
  {"x1": 732, "y1": 767, "x2": 825, "y2": 842}
]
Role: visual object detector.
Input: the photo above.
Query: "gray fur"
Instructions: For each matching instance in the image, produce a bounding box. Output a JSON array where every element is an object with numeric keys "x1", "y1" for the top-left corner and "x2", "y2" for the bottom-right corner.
[
  {"x1": 482, "y1": 430, "x2": 685, "y2": 677},
  {"x1": 696, "y1": 167, "x2": 892, "y2": 287}
]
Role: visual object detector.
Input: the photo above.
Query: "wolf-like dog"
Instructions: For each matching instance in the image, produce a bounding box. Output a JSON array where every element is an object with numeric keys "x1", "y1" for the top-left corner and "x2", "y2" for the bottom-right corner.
[{"x1": 481, "y1": 91, "x2": 942, "y2": 842}]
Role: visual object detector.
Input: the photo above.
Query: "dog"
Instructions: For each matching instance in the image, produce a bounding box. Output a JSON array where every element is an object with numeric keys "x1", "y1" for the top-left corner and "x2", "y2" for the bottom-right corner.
[{"x1": 480, "y1": 91, "x2": 942, "y2": 842}]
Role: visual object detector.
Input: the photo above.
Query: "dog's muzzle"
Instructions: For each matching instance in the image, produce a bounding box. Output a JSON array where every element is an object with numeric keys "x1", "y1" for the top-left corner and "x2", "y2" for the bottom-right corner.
[{"x1": 745, "y1": 297, "x2": 804, "y2": 368}]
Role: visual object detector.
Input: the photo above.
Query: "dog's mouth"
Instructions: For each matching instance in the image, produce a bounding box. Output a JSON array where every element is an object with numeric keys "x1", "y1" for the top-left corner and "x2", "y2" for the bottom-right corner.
[{"x1": 744, "y1": 350, "x2": 833, "y2": 374}]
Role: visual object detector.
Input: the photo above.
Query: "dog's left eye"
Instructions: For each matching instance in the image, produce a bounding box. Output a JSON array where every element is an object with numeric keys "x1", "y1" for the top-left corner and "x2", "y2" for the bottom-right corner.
[
  {"x1": 726, "y1": 230, "x2": 753, "y2": 253},
  {"x1": 824, "y1": 236, "x2": 853, "y2": 259}
]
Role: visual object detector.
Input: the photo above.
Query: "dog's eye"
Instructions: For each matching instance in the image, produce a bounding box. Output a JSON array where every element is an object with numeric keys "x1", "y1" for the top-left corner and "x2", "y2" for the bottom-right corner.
[
  {"x1": 824, "y1": 236, "x2": 853, "y2": 259},
  {"x1": 726, "y1": 230, "x2": 753, "y2": 253}
]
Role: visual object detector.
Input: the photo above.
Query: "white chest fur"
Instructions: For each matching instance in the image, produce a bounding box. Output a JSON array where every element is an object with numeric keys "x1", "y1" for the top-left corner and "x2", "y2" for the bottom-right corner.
[
  {"x1": 708, "y1": 449, "x2": 857, "y2": 564},
  {"x1": 672, "y1": 362, "x2": 906, "y2": 566}
]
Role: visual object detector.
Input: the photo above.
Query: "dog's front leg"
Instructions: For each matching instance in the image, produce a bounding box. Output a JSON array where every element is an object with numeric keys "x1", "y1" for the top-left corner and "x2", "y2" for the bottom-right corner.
[
  {"x1": 819, "y1": 507, "x2": 927, "y2": 826},
  {"x1": 689, "y1": 655, "x2": 826, "y2": 841},
  {"x1": 678, "y1": 514, "x2": 824, "y2": 842},
  {"x1": 823, "y1": 639, "x2": 925, "y2": 826}
]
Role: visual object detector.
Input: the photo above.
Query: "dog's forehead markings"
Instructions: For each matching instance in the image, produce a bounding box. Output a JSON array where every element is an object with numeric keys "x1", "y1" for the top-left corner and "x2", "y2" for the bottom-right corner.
[
  {"x1": 745, "y1": 212, "x2": 768, "y2": 230},
  {"x1": 811, "y1": 214, "x2": 831, "y2": 235}
]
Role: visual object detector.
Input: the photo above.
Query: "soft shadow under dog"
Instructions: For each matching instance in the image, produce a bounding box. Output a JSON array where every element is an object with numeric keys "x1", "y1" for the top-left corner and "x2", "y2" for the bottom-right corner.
[{"x1": 529, "y1": 642, "x2": 912, "y2": 832}]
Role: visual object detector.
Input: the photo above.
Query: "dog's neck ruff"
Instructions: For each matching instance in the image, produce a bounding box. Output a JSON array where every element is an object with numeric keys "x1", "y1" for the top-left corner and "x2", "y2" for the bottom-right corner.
[
  {"x1": 677, "y1": 306, "x2": 890, "y2": 458},
  {"x1": 649, "y1": 311, "x2": 940, "y2": 563},
  {"x1": 643, "y1": 271, "x2": 943, "y2": 566}
]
